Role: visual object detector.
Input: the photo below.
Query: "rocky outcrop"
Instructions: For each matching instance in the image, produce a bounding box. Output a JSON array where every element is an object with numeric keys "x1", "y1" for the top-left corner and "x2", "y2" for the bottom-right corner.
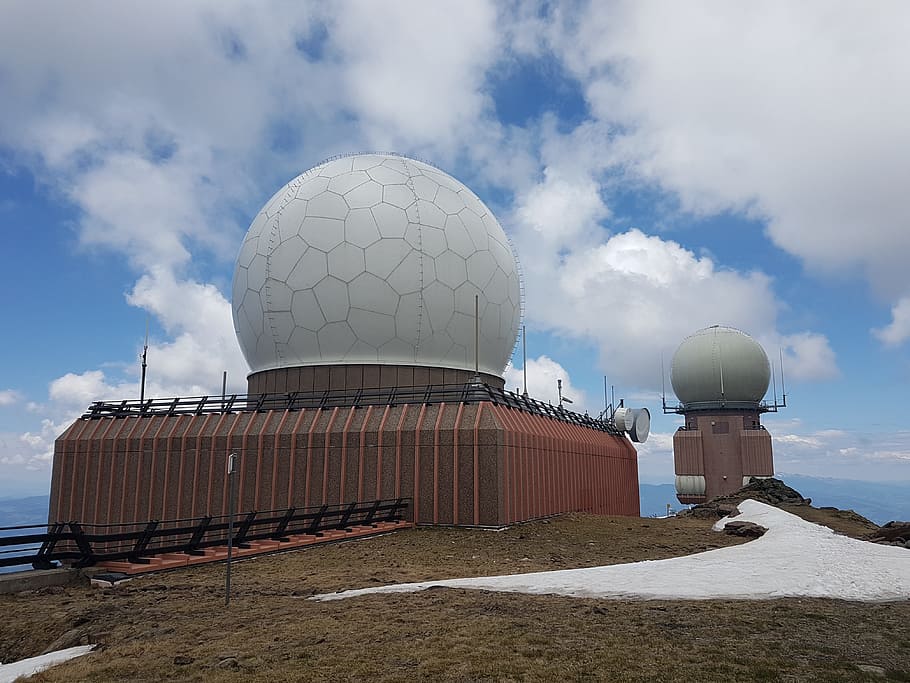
[
  {"x1": 722, "y1": 521, "x2": 767, "y2": 538},
  {"x1": 866, "y1": 521, "x2": 910, "y2": 548},
  {"x1": 678, "y1": 477, "x2": 810, "y2": 519}
]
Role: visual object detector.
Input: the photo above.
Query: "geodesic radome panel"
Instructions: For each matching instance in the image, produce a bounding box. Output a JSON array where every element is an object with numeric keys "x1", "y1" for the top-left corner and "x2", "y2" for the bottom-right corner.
[{"x1": 232, "y1": 153, "x2": 522, "y2": 377}]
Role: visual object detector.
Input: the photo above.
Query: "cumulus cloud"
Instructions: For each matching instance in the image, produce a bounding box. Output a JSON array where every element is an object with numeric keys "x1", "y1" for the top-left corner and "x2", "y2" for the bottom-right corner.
[
  {"x1": 0, "y1": 390, "x2": 21, "y2": 407},
  {"x1": 768, "y1": 425, "x2": 910, "y2": 481},
  {"x1": 330, "y1": 0, "x2": 500, "y2": 151},
  {"x1": 512, "y1": 222, "x2": 835, "y2": 389},
  {"x1": 873, "y1": 296, "x2": 910, "y2": 347},
  {"x1": 636, "y1": 421, "x2": 910, "y2": 485},
  {"x1": 503, "y1": 355, "x2": 592, "y2": 413},
  {"x1": 632, "y1": 429, "x2": 675, "y2": 483},
  {"x1": 541, "y1": 1, "x2": 910, "y2": 309},
  {"x1": 770, "y1": 332, "x2": 839, "y2": 382}
]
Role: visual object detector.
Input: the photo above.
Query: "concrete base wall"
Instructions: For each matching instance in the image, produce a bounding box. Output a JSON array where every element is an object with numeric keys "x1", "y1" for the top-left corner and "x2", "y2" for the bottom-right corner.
[
  {"x1": 0, "y1": 568, "x2": 87, "y2": 595},
  {"x1": 51, "y1": 402, "x2": 639, "y2": 528},
  {"x1": 247, "y1": 364, "x2": 505, "y2": 395}
]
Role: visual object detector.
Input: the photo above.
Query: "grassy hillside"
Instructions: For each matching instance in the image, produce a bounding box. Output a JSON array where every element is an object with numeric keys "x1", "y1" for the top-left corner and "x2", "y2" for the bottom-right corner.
[{"x1": 2, "y1": 509, "x2": 907, "y2": 682}]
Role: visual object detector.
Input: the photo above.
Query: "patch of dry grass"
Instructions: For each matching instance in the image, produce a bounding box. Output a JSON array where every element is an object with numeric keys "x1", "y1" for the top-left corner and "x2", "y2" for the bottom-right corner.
[{"x1": 2, "y1": 513, "x2": 908, "y2": 682}]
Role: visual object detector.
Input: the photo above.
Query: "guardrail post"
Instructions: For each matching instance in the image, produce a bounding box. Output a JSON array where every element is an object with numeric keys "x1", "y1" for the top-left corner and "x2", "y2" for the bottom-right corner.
[
  {"x1": 30, "y1": 522, "x2": 65, "y2": 570},
  {"x1": 307, "y1": 505, "x2": 328, "y2": 537},
  {"x1": 69, "y1": 521, "x2": 97, "y2": 568},
  {"x1": 233, "y1": 511, "x2": 257, "y2": 548},
  {"x1": 127, "y1": 521, "x2": 159, "y2": 564},
  {"x1": 391, "y1": 498, "x2": 407, "y2": 522},
  {"x1": 363, "y1": 500, "x2": 382, "y2": 527},
  {"x1": 186, "y1": 516, "x2": 212, "y2": 555},
  {"x1": 272, "y1": 507, "x2": 296, "y2": 541},
  {"x1": 337, "y1": 501, "x2": 357, "y2": 531}
]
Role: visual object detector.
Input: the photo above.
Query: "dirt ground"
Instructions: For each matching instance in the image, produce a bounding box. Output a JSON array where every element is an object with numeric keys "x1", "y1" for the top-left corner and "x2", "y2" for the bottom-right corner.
[{"x1": 2, "y1": 510, "x2": 908, "y2": 682}]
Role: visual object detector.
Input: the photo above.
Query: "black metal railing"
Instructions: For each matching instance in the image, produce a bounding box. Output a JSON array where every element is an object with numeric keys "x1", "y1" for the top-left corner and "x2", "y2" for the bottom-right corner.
[
  {"x1": 0, "y1": 498, "x2": 409, "y2": 571},
  {"x1": 80, "y1": 383, "x2": 623, "y2": 435}
]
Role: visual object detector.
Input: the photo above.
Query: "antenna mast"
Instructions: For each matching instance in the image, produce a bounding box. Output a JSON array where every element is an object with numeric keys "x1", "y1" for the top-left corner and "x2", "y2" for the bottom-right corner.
[
  {"x1": 140, "y1": 317, "x2": 149, "y2": 403},
  {"x1": 522, "y1": 325, "x2": 528, "y2": 397},
  {"x1": 473, "y1": 294, "x2": 480, "y2": 384},
  {"x1": 779, "y1": 348, "x2": 787, "y2": 407},
  {"x1": 771, "y1": 358, "x2": 778, "y2": 407},
  {"x1": 718, "y1": 345, "x2": 725, "y2": 402}
]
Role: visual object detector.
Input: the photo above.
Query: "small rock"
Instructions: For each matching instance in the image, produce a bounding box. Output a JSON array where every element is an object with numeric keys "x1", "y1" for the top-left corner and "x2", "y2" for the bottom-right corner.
[
  {"x1": 173, "y1": 655, "x2": 193, "y2": 666},
  {"x1": 723, "y1": 521, "x2": 767, "y2": 538},
  {"x1": 217, "y1": 657, "x2": 239, "y2": 669},
  {"x1": 856, "y1": 664, "x2": 886, "y2": 676},
  {"x1": 41, "y1": 627, "x2": 87, "y2": 654}
]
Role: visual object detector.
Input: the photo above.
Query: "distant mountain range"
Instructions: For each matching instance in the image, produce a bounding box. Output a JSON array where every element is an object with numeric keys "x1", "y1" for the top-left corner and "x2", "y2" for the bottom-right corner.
[
  {"x1": 640, "y1": 475, "x2": 909, "y2": 525},
  {"x1": 775, "y1": 474, "x2": 909, "y2": 525},
  {"x1": 0, "y1": 495, "x2": 50, "y2": 528},
  {"x1": 0, "y1": 475, "x2": 906, "y2": 531}
]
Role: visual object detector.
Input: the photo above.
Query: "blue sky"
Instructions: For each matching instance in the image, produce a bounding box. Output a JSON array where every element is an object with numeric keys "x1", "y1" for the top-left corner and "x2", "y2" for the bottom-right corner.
[{"x1": 1, "y1": 1, "x2": 909, "y2": 495}]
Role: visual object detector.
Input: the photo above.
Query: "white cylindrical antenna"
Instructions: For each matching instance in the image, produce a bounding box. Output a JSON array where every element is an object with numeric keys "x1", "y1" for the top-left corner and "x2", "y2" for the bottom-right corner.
[
  {"x1": 603, "y1": 376, "x2": 608, "y2": 416},
  {"x1": 557, "y1": 378, "x2": 563, "y2": 407},
  {"x1": 522, "y1": 325, "x2": 528, "y2": 397},
  {"x1": 660, "y1": 354, "x2": 666, "y2": 407}
]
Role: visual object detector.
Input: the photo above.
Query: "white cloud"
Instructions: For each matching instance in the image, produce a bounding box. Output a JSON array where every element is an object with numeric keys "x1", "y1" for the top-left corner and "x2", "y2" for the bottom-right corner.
[
  {"x1": 774, "y1": 332, "x2": 839, "y2": 382},
  {"x1": 873, "y1": 296, "x2": 910, "y2": 347},
  {"x1": 48, "y1": 371, "x2": 114, "y2": 408},
  {"x1": 543, "y1": 2, "x2": 910, "y2": 310},
  {"x1": 0, "y1": 390, "x2": 21, "y2": 407},
  {"x1": 632, "y1": 430, "x2": 675, "y2": 483},
  {"x1": 503, "y1": 355, "x2": 591, "y2": 413},
  {"x1": 515, "y1": 167, "x2": 609, "y2": 251},
  {"x1": 513, "y1": 222, "x2": 836, "y2": 390},
  {"x1": 767, "y1": 424, "x2": 910, "y2": 481},
  {"x1": 330, "y1": 0, "x2": 500, "y2": 152},
  {"x1": 126, "y1": 268, "x2": 248, "y2": 392}
]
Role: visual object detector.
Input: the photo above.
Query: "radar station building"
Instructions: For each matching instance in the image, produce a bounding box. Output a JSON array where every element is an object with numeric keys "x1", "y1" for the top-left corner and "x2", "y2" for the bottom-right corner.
[
  {"x1": 51, "y1": 153, "x2": 644, "y2": 529},
  {"x1": 666, "y1": 325, "x2": 784, "y2": 505}
]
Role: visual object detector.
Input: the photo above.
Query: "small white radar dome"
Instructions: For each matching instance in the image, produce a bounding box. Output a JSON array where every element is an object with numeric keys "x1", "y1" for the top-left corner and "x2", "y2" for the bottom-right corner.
[
  {"x1": 670, "y1": 325, "x2": 770, "y2": 408},
  {"x1": 232, "y1": 153, "x2": 522, "y2": 377}
]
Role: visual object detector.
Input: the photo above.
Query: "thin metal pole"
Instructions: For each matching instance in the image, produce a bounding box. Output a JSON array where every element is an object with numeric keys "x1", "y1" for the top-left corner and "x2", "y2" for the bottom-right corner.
[
  {"x1": 522, "y1": 325, "x2": 528, "y2": 397},
  {"x1": 140, "y1": 318, "x2": 149, "y2": 403},
  {"x1": 225, "y1": 452, "x2": 237, "y2": 606},
  {"x1": 222, "y1": 371, "x2": 227, "y2": 407},
  {"x1": 474, "y1": 295, "x2": 480, "y2": 381},
  {"x1": 779, "y1": 348, "x2": 787, "y2": 406},
  {"x1": 772, "y1": 359, "x2": 778, "y2": 408}
]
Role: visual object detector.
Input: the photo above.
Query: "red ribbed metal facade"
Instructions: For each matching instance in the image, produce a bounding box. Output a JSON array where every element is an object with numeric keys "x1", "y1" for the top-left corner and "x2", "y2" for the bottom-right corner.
[{"x1": 51, "y1": 402, "x2": 640, "y2": 527}]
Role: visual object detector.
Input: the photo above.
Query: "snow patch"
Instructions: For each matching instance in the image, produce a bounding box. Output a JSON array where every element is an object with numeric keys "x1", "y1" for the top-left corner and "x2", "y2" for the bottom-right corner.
[
  {"x1": 312, "y1": 500, "x2": 909, "y2": 603},
  {"x1": 0, "y1": 645, "x2": 94, "y2": 682}
]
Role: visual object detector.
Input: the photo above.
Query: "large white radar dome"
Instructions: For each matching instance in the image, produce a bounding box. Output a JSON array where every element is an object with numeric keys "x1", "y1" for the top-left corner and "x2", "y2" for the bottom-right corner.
[
  {"x1": 232, "y1": 153, "x2": 522, "y2": 377},
  {"x1": 670, "y1": 325, "x2": 770, "y2": 408}
]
